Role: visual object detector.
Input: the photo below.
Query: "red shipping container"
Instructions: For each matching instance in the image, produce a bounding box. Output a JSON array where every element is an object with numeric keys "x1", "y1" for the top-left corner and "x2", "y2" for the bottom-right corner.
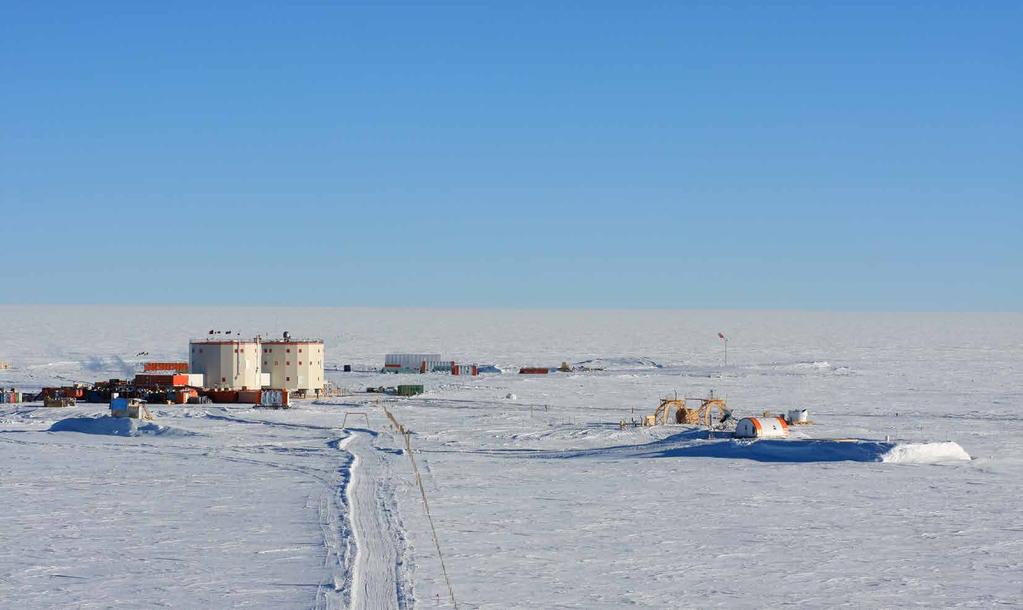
[
  {"x1": 207, "y1": 390, "x2": 239, "y2": 403},
  {"x1": 238, "y1": 389, "x2": 262, "y2": 404},
  {"x1": 134, "y1": 374, "x2": 190, "y2": 387},
  {"x1": 144, "y1": 362, "x2": 189, "y2": 373}
]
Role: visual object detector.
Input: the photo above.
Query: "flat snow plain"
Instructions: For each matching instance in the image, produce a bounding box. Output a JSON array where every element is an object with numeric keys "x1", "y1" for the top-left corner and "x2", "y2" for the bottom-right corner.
[{"x1": 1, "y1": 306, "x2": 1020, "y2": 608}]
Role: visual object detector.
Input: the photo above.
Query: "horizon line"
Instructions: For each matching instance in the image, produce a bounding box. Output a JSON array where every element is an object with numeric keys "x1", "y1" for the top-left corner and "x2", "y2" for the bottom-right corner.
[{"x1": 0, "y1": 302, "x2": 1020, "y2": 314}]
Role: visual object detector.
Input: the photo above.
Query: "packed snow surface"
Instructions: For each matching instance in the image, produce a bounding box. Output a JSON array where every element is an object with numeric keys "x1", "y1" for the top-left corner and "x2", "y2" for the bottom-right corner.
[{"x1": 1, "y1": 306, "x2": 1021, "y2": 608}]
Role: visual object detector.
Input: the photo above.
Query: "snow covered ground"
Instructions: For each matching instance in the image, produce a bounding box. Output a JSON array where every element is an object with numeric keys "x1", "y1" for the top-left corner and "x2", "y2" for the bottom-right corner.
[{"x1": 1, "y1": 306, "x2": 1021, "y2": 608}]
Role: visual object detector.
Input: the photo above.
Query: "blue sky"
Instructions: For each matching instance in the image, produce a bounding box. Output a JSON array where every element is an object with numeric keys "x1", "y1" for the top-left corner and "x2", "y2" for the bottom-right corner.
[{"x1": 2, "y1": 2, "x2": 1019, "y2": 309}]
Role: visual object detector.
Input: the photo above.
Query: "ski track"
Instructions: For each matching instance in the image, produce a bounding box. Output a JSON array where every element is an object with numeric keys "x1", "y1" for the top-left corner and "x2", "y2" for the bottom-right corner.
[{"x1": 342, "y1": 428, "x2": 413, "y2": 610}]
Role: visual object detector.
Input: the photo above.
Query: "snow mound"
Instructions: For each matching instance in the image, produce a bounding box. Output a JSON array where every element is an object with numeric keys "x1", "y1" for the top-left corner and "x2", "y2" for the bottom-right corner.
[
  {"x1": 747, "y1": 360, "x2": 854, "y2": 376},
  {"x1": 573, "y1": 357, "x2": 662, "y2": 371},
  {"x1": 880, "y1": 441, "x2": 971, "y2": 464},
  {"x1": 48, "y1": 416, "x2": 195, "y2": 437},
  {"x1": 651, "y1": 438, "x2": 971, "y2": 464}
]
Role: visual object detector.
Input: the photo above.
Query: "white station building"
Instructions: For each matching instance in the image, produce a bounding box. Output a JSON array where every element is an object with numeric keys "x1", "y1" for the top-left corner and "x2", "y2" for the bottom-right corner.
[
  {"x1": 189, "y1": 339, "x2": 264, "y2": 390},
  {"x1": 188, "y1": 333, "x2": 325, "y2": 396},
  {"x1": 261, "y1": 336, "x2": 325, "y2": 398}
]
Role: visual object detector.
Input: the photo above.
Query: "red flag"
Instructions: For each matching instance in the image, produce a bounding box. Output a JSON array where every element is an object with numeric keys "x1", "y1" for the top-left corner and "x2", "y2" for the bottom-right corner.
[{"x1": 718, "y1": 332, "x2": 726, "y2": 340}]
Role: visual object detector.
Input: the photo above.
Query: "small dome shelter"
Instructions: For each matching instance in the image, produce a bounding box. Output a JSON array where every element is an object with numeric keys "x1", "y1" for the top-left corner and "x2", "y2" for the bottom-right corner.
[{"x1": 734, "y1": 416, "x2": 789, "y2": 439}]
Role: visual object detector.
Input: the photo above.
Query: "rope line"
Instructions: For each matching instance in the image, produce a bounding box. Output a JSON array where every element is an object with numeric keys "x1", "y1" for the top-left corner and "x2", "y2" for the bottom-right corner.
[{"x1": 382, "y1": 405, "x2": 459, "y2": 609}]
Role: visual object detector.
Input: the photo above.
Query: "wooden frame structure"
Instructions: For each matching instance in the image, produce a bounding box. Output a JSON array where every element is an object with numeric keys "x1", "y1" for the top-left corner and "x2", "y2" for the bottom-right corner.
[{"x1": 648, "y1": 393, "x2": 731, "y2": 427}]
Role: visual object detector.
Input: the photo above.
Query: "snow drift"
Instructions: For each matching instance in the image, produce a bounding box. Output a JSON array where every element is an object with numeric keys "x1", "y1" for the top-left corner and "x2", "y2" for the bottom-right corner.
[
  {"x1": 650, "y1": 438, "x2": 971, "y2": 464},
  {"x1": 49, "y1": 416, "x2": 194, "y2": 437}
]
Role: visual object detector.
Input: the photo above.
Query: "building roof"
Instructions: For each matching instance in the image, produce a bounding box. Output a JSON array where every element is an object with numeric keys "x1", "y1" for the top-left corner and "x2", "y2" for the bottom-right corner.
[
  {"x1": 190, "y1": 338, "x2": 261, "y2": 345},
  {"x1": 262, "y1": 339, "x2": 324, "y2": 344}
]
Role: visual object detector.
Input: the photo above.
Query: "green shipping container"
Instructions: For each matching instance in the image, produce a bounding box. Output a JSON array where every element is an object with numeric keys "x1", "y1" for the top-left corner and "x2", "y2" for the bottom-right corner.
[{"x1": 396, "y1": 384, "x2": 424, "y2": 397}]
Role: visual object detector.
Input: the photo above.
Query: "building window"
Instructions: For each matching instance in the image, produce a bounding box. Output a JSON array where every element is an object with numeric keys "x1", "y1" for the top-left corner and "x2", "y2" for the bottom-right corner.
[
  {"x1": 298, "y1": 361, "x2": 302, "y2": 366},
  {"x1": 299, "y1": 348, "x2": 302, "y2": 353},
  {"x1": 221, "y1": 377, "x2": 226, "y2": 383},
  {"x1": 263, "y1": 361, "x2": 267, "y2": 366},
  {"x1": 286, "y1": 349, "x2": 291, "y2": 353},
  {"x1": 286, "y1": 377, "x2": 291, "y2": 382},
  {"x1": 286, "y1": 361, "x2": 290, "y2": 366},
  {"x1": 274, "y1": 361, "x2": 279, "y2": 366}
]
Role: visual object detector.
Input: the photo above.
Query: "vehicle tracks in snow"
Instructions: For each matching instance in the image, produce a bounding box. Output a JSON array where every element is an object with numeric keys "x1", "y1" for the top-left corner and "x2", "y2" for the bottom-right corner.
[{"x1": 326, "y1": 428, "x2": 414, "y2": 610}]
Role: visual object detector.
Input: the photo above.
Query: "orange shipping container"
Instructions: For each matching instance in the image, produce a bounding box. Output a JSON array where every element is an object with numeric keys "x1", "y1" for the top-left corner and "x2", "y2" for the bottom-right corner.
[{"x1": 174, "y1": 388, "x2": 198, "y2": 404}]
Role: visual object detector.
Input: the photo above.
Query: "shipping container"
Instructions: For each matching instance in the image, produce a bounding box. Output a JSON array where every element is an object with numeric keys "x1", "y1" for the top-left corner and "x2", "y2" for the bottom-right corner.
[
  {"x1": 206, "y1": 390, "x2": 239, "y2": 403},
  {"x1": 134, "y1": 374, "x2": 190, "y2": 388},
  {"x1": 143, "y1": 362, "x2": 189, "y2": 373},
  {"x1": 238, "y1": 389, "x2": 262, "y2": 404},
  {"x1": 259, "y1": 389, "x2": 290, "y2": 408},
  {"x1": 519, "y1": 367, "x2": 551, "y2": 375},
  {"x1": 396, "y1": 384, "x2": 425, "y2": 396},
  {"x1": 43, "y1": 396, "x2": 76, "y2": 407},
  {"x1": 173, "y1": 388, "x2": 198, "y2": 404}
]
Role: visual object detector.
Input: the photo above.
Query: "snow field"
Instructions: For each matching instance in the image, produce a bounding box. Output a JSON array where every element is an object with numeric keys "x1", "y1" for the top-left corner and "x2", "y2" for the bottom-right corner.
[{"x1": 1, "y1": 306, "x2": 1021, "y2": 608}]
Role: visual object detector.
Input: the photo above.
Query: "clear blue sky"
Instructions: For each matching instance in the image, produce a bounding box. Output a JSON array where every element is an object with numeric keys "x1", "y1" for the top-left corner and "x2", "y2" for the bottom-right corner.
[{"x1": 2, "y1": 2, "x2": 1019, "y2": 309}]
